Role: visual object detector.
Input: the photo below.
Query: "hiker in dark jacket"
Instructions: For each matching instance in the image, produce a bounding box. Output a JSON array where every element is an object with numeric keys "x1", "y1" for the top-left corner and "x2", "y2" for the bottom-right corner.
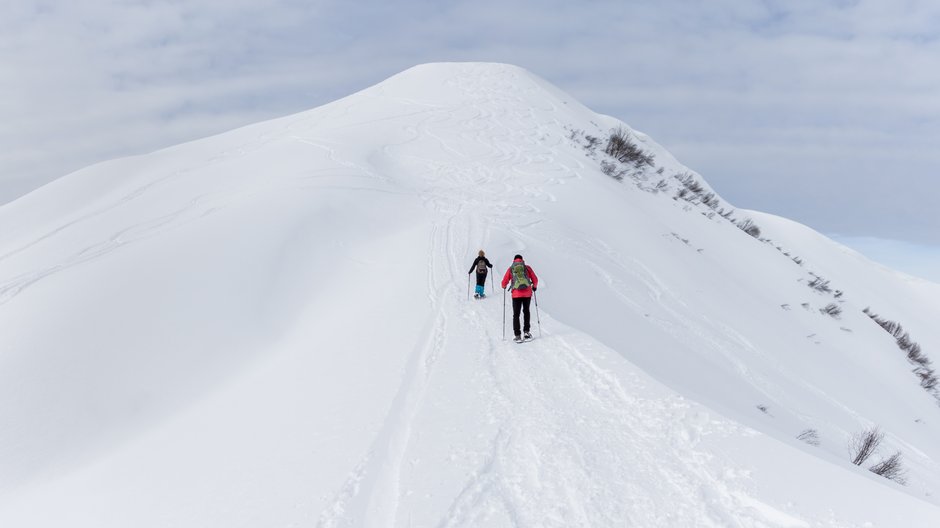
[
  {"x1": 501, "y1": 254, "x2": 539, "y2": 342},
  {"x1": 468, "y1": 250, "x2": 494, "y2": 298}
]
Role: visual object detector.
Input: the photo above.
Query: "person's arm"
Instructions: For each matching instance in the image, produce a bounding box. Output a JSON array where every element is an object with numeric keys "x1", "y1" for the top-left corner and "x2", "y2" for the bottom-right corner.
[
  {"x1": 528, "y1": 266, "x2": 538, "y2": 290},
  {"x1": 501, "y1": 268, "x2": 511, "y2": 289},
  {"x1": 468, "y1": 257, "x2": 479, "y2": 274},
  {"x1": 486, "y1": 258, "x2": 493, "y2": 269}
]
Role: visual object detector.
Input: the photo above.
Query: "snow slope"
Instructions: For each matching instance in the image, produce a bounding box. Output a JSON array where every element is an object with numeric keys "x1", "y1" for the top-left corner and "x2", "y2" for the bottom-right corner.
[{"x1": 1, "y1": 62, "x2": 939, "y2": 526}]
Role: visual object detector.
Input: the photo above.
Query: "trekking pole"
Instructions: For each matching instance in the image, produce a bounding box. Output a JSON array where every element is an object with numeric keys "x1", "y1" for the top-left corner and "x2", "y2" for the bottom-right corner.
[
  {"x1": 533, "y1": 290, "x2": 542, "y2": 338},
  {"x1": 467, "y1": 274, "x2": 471, "y2": 301},
  {"x1": 502, "y1": 287, "x2": 507, "y2": 340},
  {"x1": 490, "y1": 272, "x2": 494, "y2": 295}
]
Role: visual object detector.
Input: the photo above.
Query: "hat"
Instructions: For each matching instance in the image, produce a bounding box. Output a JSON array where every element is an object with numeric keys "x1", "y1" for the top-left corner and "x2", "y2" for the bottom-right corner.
[{"x1": 514, "y1": 254, "x2": 523, "y2": 260}]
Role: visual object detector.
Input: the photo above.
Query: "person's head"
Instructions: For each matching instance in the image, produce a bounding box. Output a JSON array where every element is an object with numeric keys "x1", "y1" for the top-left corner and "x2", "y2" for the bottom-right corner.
[
  {"x1": 478, "y1": 250, "x2": 485, "y2": 257},
  {"x1": 514, "y1": 254, "x2": 523, "y2": 260}
]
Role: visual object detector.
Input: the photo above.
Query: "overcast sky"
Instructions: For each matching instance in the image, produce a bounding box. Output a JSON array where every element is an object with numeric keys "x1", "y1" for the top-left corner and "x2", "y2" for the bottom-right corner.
[{"x1": 3, "y1": 0, "x2": 939, "y2": 279}]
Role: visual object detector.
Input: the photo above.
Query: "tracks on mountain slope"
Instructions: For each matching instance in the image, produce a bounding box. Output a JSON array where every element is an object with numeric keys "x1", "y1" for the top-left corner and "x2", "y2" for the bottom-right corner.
[
  {"x1": 315, "y1": 66, "x2": 804, "y2": 527},
  {"x1": 316, "y1": 67, "x2": 581, "y2": 526},
  {"x1": 0, "y1": 127, "x2": 295, "y2": 306}
]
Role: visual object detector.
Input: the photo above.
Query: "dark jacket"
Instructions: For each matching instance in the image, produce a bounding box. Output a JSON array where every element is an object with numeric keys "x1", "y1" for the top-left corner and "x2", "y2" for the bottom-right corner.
[{"x1": 469, "y1": 256, "x2": 493, "y2": 274}]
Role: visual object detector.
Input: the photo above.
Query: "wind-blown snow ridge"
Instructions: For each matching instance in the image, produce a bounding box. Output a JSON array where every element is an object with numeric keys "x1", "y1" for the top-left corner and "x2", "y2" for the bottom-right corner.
[{"x1": 1, "y1": 62, "x2": 939, "y2": 526}]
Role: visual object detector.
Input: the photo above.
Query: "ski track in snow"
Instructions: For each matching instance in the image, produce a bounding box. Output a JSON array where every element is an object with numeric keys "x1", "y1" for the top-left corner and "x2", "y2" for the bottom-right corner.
[
  {"x1": 312, "y1": 66, "x2": 809, "y2": 527},
  {"x1": 0, "y1": 127, "x2": 294, "y2": 306},
  {"x1": 2, "y1": 63, "x2": 939, "y2": 528}
]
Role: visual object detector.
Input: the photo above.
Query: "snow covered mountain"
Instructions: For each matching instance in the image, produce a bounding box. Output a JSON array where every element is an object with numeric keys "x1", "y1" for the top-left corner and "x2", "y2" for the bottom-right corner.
[{"x1": 1, "y1": 62, "x2": 939, "y2": 527}]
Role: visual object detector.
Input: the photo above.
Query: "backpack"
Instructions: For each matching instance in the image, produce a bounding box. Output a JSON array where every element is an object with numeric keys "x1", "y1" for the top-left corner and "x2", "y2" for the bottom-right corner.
[
  {"x1": 510, "y1": 261, "x2": 531, "y2": 291},
  {"x1": 476, "y1": 258, "x2": 487, "y2": 273}
]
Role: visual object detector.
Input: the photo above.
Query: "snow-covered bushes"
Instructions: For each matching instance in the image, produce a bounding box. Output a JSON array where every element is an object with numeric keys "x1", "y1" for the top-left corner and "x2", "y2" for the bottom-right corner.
[
  {"x1": 673, "y1": 173, "x2": 721, "y2": 211},
  {"x1": 600, "y1": 160, "x2": 626, "y2": 181},
  {"x1": 736, "y1": 218, "x2": 761, "y2": 238},
  {"x1": 848, "y1": 427, "x2": 907, "y2": 484},
  {"x1": 870, "y1": 451, "x2": 907, "y2": 484},
  {"x1": 797, "y1": 428, "x2": 820, "y2": 446},
  {"x1": 863, "y1": 308, "x2": 939, "y2": 397},
  {"x1": 807, "y1": 276, "x2": 832, "y2": 294},
  {"x1": 604, "y1": 127, "x2": 655, "y2": 168},
  {"x1": 849, "y1": 426, "x2": 883, "y2": 466}
]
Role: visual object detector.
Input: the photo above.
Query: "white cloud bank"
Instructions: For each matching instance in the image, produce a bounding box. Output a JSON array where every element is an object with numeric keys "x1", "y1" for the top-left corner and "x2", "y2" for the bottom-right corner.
[
  {"x1": 2, "y1": 0, "x2": 940, "y2": 247},
  {"x1": 832, "y1": 235, "x2": 940, "y2": 284}
]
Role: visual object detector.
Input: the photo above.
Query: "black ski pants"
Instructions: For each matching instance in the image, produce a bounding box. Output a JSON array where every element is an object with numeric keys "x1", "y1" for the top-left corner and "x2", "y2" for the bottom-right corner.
[
  {"x1": 511, "y1": 296, "x2": 532, "y2": 336},
  {"x1": 475, "y1": 270, "x2": 487, "y2": 287}
]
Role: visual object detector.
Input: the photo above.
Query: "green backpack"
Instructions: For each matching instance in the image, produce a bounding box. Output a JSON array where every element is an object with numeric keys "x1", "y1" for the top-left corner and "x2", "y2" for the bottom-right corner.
[{"x1": 510, "y1": 261, "x2": 531, "y2": 291}]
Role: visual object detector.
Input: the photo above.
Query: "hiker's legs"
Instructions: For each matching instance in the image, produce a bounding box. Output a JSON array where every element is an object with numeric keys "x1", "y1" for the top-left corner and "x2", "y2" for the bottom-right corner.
[
  {"x1": 520, "y1": 297, "x2": 532, "y2": 333},
  {"x1": 475, "y1": 271, "x2": 486, "y2": 296},
  {"x1": 512, "y1": 297, "x2": 524, "y2": 336}
]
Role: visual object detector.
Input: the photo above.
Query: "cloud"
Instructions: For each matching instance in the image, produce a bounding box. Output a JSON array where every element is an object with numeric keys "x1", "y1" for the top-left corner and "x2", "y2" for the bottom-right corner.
[
  {"x1": 2, "y1": 0, "x2": 939, "y2": 250},
  {"x1": 831, "y1": 234, "x2": 940, "y2": 284}
]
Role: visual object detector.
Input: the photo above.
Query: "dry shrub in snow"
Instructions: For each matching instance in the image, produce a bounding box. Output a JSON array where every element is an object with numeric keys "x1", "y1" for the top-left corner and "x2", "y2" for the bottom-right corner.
[
  {"x1": 864, "y1": 308, "x2": 940, "y2": 396},
  {"x1": 849, "y1": 426, "x2": 883, "y2": 466},
  {"x1": 600, "y1": 161, "x2": 626, "y2": 181},
  {"x1": 869, "y1": 451, "x2": 907, "y2": 485},
  {"x1": 604, "y1": 127, "x2": 655, "y2": 168},
  {"x1": 736, "y1": 218, "x2": 761, "y2": 238},
  {"x1": 807, "y1": 276, "x2": 832, "y2": 294},
  {"x1": 797, "y1": 428, "x2": 820, "y2": 446}
]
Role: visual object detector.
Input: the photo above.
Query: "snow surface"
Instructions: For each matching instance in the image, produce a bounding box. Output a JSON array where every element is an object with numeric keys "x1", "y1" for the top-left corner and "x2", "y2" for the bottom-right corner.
[{"x1": 1, "y1": 62, "x2": 939, "y2": 526}]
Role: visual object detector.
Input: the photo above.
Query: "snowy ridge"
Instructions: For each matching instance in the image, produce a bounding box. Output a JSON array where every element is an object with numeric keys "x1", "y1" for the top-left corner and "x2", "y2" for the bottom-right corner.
[{"x1": 1, "y1": 62, "x2": 939, "y2": 526}]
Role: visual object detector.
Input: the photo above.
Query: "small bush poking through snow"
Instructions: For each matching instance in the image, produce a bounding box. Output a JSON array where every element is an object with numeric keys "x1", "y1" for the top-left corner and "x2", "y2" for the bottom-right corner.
[
  {"x1": 849, "y1": 426, "x2": 883, "y2": 466},
  {"x1": 584, "y1": 135, "x2": 601, "y2": 152},
  {"x1": 604, "y1": 127, "x2": 655, "y2": 168},
  {"x1": 600, "y1": 160, "x2": 626, "y2": 181},
  {"x1": 807, "y1": 276, "x2": 832, "y2": 294},
  {"x1": 677, "y1": 173, "x2": 705, "y2": 194},
  {"x1": 864, "y1": 307, "x2": 939, "y2": 399},
  {"x1": 736, "y1": 218, "x2": 761, "y2": 238},
  {"x1": 847, "y1": 426, "x2": 907, "y2": 484},
  {"x1": 797, "y1": 428, "x2": 820, "y2": 446},
  {"x1": 700, "y1": 192, "x2": 720, "y2": 209},
  {"x1": 820, "y1": 303, "x2": 842, "y2": 318},
  {"x1": 869, "y1": 451, "x2": 907, "y2": 485}
]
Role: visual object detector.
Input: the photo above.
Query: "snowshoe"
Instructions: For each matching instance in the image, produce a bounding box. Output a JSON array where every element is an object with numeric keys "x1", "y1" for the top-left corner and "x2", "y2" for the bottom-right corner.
[
  {"x1": 523, "y1": 332, "x2": 533, "y2": 341},
  {"x1": 513, "y1": 335, "x2": 523, "y2": 343}
]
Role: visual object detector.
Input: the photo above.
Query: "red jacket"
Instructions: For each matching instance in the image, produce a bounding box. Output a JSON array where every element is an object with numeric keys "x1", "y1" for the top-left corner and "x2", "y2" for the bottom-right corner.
[{"x1": 501, "y1": 259, "x2": 539, "y2": 298}]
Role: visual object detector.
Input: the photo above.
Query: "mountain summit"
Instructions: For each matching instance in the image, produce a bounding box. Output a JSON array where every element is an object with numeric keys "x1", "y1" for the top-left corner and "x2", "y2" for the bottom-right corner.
[{"x1": 1, "y1": 62, "x2": 939, "y2": 526}]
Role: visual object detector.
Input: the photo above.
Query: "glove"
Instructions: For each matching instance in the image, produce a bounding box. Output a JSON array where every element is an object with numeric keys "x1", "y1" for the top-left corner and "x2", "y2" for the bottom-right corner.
[
  {"x1": 533, "y1": 287, "x2": 537, "y2": 291},
  {"x1": 468, "y1": 271, "x2": 472, "y2": 275}
]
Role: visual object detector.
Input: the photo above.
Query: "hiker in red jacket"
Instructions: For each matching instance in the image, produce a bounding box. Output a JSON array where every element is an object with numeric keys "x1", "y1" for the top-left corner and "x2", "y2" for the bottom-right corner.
[{"x1": 501, "y1": 254, "x2": 539, "y2": 342}]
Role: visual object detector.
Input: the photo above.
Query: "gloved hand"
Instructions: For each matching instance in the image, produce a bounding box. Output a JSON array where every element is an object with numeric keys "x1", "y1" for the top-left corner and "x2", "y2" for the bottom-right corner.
[{"x1": 533, "y1": 287, "x2": 537, "y2": 292}]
